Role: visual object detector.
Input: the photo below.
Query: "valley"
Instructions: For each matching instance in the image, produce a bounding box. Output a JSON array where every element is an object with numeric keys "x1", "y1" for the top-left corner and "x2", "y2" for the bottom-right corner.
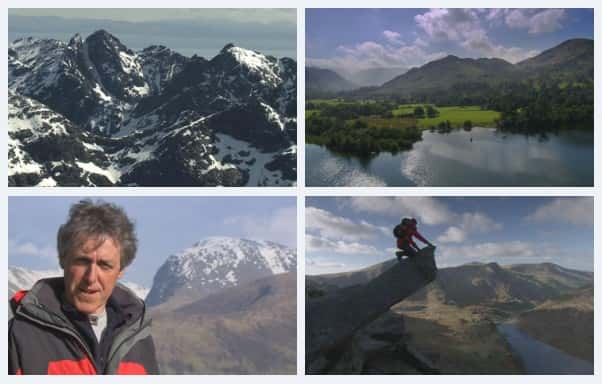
[
  {"x1": 305, "y1": 38, "x2": 593, "y2": 186},
  {"x1": 306, "y1": 260, "x2": 593, "y2": 374}
]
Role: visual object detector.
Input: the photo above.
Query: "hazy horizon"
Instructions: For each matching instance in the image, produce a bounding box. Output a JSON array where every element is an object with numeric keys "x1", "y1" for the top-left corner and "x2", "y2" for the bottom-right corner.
[{"x1": 9, "y1": 9, "x2": 297, "y2": 58}]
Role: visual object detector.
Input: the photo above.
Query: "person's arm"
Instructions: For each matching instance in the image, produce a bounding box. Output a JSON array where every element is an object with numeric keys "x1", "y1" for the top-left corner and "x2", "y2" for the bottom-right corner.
[
  {"x1": 413, "y1": 230, "x2": 432, "y2": 246},
  {"x1": 409, "y1": 237, "x2": 419, "y2": 250},
  {"x1": 144, "y1": 335, "x2": 160, "y2": 374},
  {"x1": 8, "y1": 319, "x2": 22, "y2": 375}
]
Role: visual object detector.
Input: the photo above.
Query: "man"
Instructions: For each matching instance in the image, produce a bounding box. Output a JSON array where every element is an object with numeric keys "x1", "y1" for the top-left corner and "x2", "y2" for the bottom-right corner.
[
  {"x1": 9, "y1": 200, "x2": 159, "y2": 374},
  {"x1": 394, "y1": 217, "x2": 434, "y2": 261}
]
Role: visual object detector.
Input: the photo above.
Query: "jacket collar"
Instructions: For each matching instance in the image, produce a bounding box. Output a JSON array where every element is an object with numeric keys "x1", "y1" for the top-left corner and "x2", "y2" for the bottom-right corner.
[{"x1": 15, "y1": 277, "x2": 148, "y2": 331}]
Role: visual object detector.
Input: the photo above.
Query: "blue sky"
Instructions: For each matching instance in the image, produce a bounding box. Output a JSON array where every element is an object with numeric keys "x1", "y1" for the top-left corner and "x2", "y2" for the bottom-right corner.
[
  {"x1": 306, "y1": 197, "x2": 593, "y2": 275},
  {"x1": 9, "y1": 197, "x2": 296, "y2": 287},
  {"x1": 8, "y1": 9, "x2": 296, "y2": 58},
  {"x1": 307, "y1": 8, "x2": 593, "y2": 75}
]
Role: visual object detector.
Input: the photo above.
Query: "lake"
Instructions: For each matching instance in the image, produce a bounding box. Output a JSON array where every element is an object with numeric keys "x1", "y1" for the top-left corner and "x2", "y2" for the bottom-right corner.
[
  {"x1": 306, "y1": 127, "x2": 593, "y2": 186},
  {"x1": 497, "y1": 323, "x2": 593, "y2": 374}
]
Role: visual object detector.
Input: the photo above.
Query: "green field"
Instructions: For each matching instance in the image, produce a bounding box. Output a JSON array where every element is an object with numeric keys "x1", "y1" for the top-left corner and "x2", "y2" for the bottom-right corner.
[
  {"x1": 307, "y1": 101, "x2": 500, "y2": 130},
  {"x1": 417, "y1": 106, "x2": 499, "y2": 129},
  {"x1": 305, "y1": 109, "x2": 319, "y2": 118}
]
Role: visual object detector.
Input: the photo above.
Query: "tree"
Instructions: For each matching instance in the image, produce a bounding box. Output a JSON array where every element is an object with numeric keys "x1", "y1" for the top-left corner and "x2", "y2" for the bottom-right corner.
[
  {"x1": 463, "y1": 120, "x2": 473, "y2": 131},
  {"x1": 426, "y1": 105, "x2": 438, "y2": 118},
  {"x1": 413, "y1": 106, "x2": 425, "y2": 118}
]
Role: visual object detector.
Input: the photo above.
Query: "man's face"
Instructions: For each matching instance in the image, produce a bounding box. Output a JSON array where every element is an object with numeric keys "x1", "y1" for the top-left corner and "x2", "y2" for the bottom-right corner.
[{"x1": 63, "y1": 237, "x2": 123, "y2": 315}]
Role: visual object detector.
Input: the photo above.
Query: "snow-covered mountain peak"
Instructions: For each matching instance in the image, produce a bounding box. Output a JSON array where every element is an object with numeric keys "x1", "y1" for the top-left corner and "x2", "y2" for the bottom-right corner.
[
  {"x1": 174, "y1": 236, "x2": 295, "y2": 271},
  {"x1": 219, "y1": 45, "x2": 282, "y2": 86},
  {"x1": 228, "y1": 46, "x2": 274, "y2": 67},
  {"x1": 146, "y1": 237, "x2": 296, "y2": 306}
]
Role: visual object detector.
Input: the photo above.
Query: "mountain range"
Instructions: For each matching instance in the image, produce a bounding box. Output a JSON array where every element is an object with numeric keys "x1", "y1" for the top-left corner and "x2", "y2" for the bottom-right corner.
[
  {"x1": 9, "y1": 30, "x2": 297, "y2": 186},
  {"x1": 307, "y1": 259, "x2": 593, "y2": 373},
  {"x1": 307, "y1": 38, "x2": 593, "y2": 100}
]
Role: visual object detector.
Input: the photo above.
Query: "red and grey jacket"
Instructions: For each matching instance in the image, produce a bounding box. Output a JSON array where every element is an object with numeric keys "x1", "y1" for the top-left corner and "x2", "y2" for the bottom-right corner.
[
  {"x1": 396, "y1": 225, "x2": 428, "y2": 249},
  {"x1": 8, "y1": 277, "x2": 159, "y2": 375}
]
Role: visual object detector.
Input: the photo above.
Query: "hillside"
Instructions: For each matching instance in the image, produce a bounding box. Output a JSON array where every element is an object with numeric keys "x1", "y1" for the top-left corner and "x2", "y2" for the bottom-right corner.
[
  {"x1": 349, "y1": 39, "x2": 593, "y2": 102},
  {"x1": 307, "y1": 259, "x2": 593, "y2": 373},
  {"x1": 377, "y1": 56, "x2": 516, "y2": 96},
  {"x1": 306, "y1": 67, "x2": 357, "y2": 98},
  {"x1": 517, "y1": 38, "x2": 593, "y2": 76},
  {"x1": 152, "y1": 272, "x2": 296, "y2": 374}
]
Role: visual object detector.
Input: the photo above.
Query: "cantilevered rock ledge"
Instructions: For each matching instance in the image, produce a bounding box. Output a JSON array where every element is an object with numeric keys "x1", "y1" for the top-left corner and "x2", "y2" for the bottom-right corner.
[{"x1": 306, "y1": 246, "x2": 438, "y2": 372}]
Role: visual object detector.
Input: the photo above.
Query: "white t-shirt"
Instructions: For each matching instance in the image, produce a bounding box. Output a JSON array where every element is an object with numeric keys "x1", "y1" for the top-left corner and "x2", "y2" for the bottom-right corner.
[{"x1": 88, "y1": 309, "x2": 108, "y2": 342}]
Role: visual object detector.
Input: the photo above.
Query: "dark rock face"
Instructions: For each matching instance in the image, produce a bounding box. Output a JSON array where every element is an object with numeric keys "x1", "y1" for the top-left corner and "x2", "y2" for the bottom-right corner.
[
  {"x1": 207, "y1": 102, "x2": 290, "y2": 152},
  {"x1": 83, "y1": 30, "x2": 148, "y2": 101},
  {"x1": 306, "y1": 247, "x2": 438, "y2": 373},
  {"x1": 138, "y1": 45, "x2": 188, "y2": 94},
  {"x1": 9, "y1": 31, "x2": 297, "y2": 186}
]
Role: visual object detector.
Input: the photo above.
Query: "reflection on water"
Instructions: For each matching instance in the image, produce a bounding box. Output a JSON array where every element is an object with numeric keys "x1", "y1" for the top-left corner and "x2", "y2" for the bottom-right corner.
[
  {"x1": 497, "y1": 323, "x2": 592, "y2": 374},
  {"x1": 306, "y1": 127, "x2": 593, "y2": 187}
]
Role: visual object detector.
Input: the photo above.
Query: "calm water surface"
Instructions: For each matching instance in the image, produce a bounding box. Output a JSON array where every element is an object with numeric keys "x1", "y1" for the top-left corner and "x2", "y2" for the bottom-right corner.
[{"x1": 306, "y1": 127, "x2": 593, "y2": 186}]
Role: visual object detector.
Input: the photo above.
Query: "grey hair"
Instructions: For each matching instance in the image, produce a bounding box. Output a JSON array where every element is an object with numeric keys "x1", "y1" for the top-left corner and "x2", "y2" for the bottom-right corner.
[{"x1": 57, "y1": 199, "x2": 137, "y2": 270}]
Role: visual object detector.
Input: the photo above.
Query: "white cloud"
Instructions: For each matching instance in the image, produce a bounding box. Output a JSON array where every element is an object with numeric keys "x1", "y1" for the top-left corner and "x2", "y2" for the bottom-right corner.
[
  {"x1": 8, "y1": 239, "x2": 55, "y2": 260},
  {"x1": 526, "y1": 197, "x2": 593, "y2": 226},
  {"x1": 437, "y1": 226, "x2": 466, "y2": 243},
  {"x1": 461, "y1": 212, "x2": 503, "y2": 233},
  {"x1": 529, "y1": 9, "x2": 565, "y2": 34},
  {"x1": 306, "y1": 234, "x2": 380, "y2": 255},
  {"x1": 415, "y1": 8, "x2": 482, "y2": 42},
  {"x1": 438, "y1": 241, "x2": 538, "y2": 265},
  {"x1": 305, "y1": 256, "x2": 354, "y2": 275},
  {"x1": 460, "y1": 32, "x2": 540, "y2": 63},
  {"x1": 307, "y1": 41, "x2": 446, "y2": 75},
  {"x1": 306, "y1": 206, "x2": 388, "y2": 240},
  {"x1": 345, "y1": 197, "x2": 455, "y2": 225},
  {"x1": 414, "y1": 8, "x2": 541, "y2": 63},
  {"x1": 414, "y1": 37, "x2": 428, "y2": 47},
  {"x1": 224, "y1": 205, "x2": 297, "y2": 247},
  {"x1": 438, "y1": 212, "x2": 502, "y2": 243},
  {"x1": 505, "y1": 9, "x2": 565, "y2": 34},
  {"x1": 383, "y1": 30, "x2": 402, "y2": 44},
  {"x1": 505, "y1": 9, "x2": 531, "y2": 29},
  {"x1": 344, "y1": 197, "x2": 502, "y2": 244}
]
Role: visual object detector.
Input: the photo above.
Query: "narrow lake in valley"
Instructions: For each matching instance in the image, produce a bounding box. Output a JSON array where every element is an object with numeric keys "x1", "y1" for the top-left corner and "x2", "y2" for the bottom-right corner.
[{"x1": 497, "y1": 323, "x2": 593, "y2": 374}]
